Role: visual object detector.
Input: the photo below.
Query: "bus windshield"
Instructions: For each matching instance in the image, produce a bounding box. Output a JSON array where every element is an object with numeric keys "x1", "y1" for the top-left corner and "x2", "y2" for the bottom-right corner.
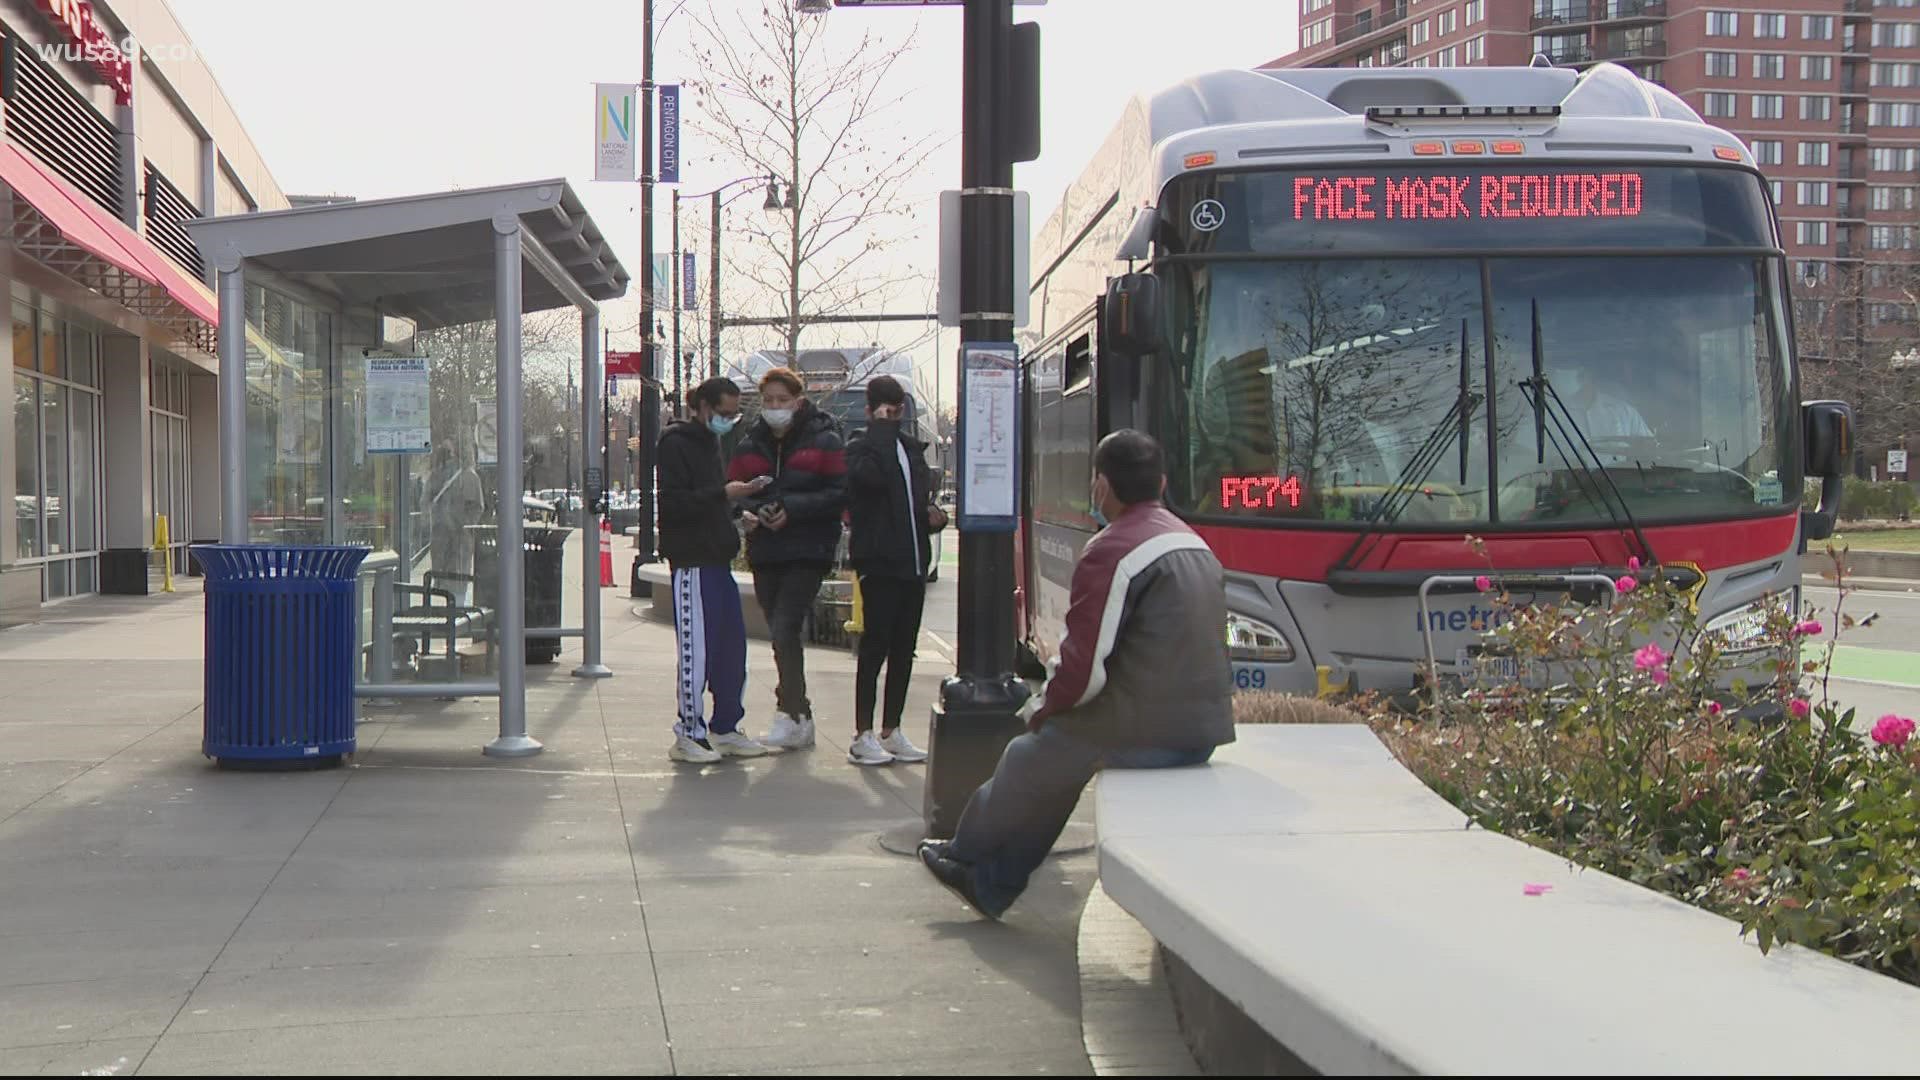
[{"x1": 1156, "y1": 252, "x2": 1799, "y2": 528}]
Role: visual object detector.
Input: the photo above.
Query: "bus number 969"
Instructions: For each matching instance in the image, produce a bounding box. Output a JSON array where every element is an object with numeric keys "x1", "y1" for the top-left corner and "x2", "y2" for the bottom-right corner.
[{"x1": 1233, "y1": 666, "x2": 1269, "y2": 691}]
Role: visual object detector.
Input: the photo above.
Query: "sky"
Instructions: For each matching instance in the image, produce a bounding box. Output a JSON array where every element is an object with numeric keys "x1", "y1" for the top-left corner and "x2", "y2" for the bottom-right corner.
[{"x1": 163, "y1": 0, "x2": 1297, "y2": 397}]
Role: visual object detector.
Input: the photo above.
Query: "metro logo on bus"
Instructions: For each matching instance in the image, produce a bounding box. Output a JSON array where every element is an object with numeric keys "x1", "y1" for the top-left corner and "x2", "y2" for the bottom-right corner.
[{"x1": 1291, "y1": 172, "x2": 1645, "y2": 222}]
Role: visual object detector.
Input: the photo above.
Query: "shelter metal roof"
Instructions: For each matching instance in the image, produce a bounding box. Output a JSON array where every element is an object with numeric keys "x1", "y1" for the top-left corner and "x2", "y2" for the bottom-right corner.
[{"x1": 183, "y1": 178, "x2": 630, "y2": 329}]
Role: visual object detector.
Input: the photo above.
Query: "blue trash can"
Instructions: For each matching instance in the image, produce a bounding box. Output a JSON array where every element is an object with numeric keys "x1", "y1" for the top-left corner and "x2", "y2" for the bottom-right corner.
[{"x1": 194, "y1": 545, "x2": 370, "y2": 768}]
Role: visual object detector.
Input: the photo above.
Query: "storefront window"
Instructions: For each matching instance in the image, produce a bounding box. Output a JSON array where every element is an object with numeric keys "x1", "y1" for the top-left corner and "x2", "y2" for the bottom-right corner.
[
  {"x1": 12, "y1": 376, "x2": 36, "y2": 558},
  {"x1": 72, "y1": 391, "x2": 97, "y2": 552},
  {"x1": 38, "y1": 316, "x2": 62, "y2": 381},
  {"x1": 41, "y1": 382, "x2": 69, "y2": 555},
  {"x1": 13, "y1": 303, "x2": 34, "y2": 370}
]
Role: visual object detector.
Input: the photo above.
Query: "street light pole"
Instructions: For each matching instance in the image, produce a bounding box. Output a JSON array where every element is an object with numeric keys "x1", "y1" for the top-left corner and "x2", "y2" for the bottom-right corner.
[
  {"x1": 711, "y1": 188, "x2": 722, "y2": 378},
  {"x1": 672, "y1": 195, "x2": 683, "y2": 413},
  {"x1": 635, "y1": 0, "x2": 660, "y2": 575}
]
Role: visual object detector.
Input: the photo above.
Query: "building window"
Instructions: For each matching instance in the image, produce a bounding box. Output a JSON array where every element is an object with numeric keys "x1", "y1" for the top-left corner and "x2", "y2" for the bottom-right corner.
[
  {"x1": 1804, "y1": 14, "x2": 1835, "y2": 39},
  {"x1": 1753, "y1": 53, "x2": 1786, "y2": 79},
  {"x1": 1873, "y1": 22, "x2": 1920, "y2": 46},
  {"x1": 1798, "y1": 221, "x2": 1829, "y2": 245},
  {"x1": 1304, "y1": 16, "x2": 1334, "y2": 46},
  {"x1": 1704, "y1": 51, "x2": 1737, "y2": 77},
  {"x1": 1872, "y1": 62, "x2": 1919, "y2": 87},
  {"x1": 1800, "y1": 141, "x2": 1832, "y2": 166},
  {"x1": 1752, "y1": 138, "x2": 1785, "y2": 165},
  {"x1": 1753, "y1": 13, "x2": 1787, "y2": 38},
  {"x1": 1439, "y1": 9, "x2": 1458, "y2": 34},
  {"x1": 1871, "y1": 101, "x2": 1920, "y2": 126},
  {"x1": 1703, "y1": 92, "x2": 1738, "y2": 117},
  {"x1": 1800, "y1": 260, "x2": 1829, "y2": 285},
  {"x1": 1467, "y1": 0, "x2": 1484, "y2": 22},
  {"x1": 1465, "y1": 34, "x2": 1486, "y2": 62},
  {"x1": 1870, "y1": 185, "x2": 1920, "y2": 210},
  {"x1": 9, "y1": 304, "x2": 103, "y2": 582},
  {"x1": 1799, "y1": 181, "x2": 1832, "y2": 205},
  {"x1": 1801, "y1": 56, "x2": 1833, "y2": 81},
  {"x1": 1871, "y1": 146, "x2": 1920, "y2": 171},
  {"x1": 1752, "y1": 94, "x2": 1785, "y2": 119},
  {"x1": 1771, "y1": 179, "x2": 1785, "y2": 204},
  {"x1": 1413, "y1": 18, "x2": 1430, "y2": 45},
  {"x1": 1706, "y1": 10, "x2": 1739, "y2": 35},
  {"x1": 1801, "y1": 95, "x2": 1832, "y2": 120}
]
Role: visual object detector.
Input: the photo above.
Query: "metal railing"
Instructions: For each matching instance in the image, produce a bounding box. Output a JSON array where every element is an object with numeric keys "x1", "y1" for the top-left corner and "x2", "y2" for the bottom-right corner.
[
  {"x1": 1541, "y1": 44, "x2": 1595, "y2": 64},
  {"x1": 1597, "y1": 36, "x2": 1667, "y2": 59}
]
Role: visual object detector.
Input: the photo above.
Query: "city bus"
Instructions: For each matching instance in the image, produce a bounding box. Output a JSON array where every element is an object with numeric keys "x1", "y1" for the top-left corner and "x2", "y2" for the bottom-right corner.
[{"x1": 1016, "y1": 62, "x2": 1853, "y2": 698}]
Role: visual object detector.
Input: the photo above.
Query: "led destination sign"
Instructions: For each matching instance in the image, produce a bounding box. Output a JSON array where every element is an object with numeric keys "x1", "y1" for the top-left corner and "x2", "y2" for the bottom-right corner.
[
  {"x1": 1161, "y1": 165, "x2": 1774, "y2": 252},
  {"x1": 1291, "y1": 172, "x2": 1645, "y2": 222}
]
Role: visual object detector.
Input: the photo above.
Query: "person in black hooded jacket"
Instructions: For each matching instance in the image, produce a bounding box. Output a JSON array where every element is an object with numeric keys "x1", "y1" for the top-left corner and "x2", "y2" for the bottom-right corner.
[
  {"x1": 726, "y1": 367, "x2": 849, "y2": 751},
  {"x1": 843, "y1": 376, "x2": 948, "y2": 767}
]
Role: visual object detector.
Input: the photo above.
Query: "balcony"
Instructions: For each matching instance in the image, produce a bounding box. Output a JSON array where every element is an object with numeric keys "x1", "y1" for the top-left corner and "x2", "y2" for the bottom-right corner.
[
  {"x1": 1531, "y1": 0, "x2": 1664, "y2": 28},
  {"x1": 1541, "y1": 44, "x2": 1595, "y2": 64},
  {"x1": 1336, "y1": 2, "x2": 1409, "y2": 44},
  {"x1": 1382, "y1": 39, "x2": 1409, "y2": 63},
  {"x1": 1843, "y1": 0, "x2": 1870, "y2": 16},
  {"x1": 1597, "y1": 36, "x2": 1666, "y2": 59}
]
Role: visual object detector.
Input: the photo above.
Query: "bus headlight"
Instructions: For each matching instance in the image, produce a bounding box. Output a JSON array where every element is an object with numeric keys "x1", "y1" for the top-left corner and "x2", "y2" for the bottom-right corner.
[
  {"x1": 1227, "y1": 611, "x2": 1294, "y2": 663},
  {"x1": 1703, "y1": 595, "x2": 1792, "y2": 656}
]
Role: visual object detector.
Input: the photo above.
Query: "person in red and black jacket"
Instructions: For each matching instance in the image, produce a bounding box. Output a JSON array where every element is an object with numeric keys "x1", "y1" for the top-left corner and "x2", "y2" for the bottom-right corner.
[
  {"x1": 918, "y1": 431, "x2": 1234, "y2": 920},
  {"x1": 727, "y1": 367, "x2": 849, "y2": 752}
]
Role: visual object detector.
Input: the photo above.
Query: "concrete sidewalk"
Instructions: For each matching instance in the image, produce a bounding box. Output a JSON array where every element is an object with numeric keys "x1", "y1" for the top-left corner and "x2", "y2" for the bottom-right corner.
[{"x1": 0, "y1": 583, "x2": 1100, "y2": 1076}]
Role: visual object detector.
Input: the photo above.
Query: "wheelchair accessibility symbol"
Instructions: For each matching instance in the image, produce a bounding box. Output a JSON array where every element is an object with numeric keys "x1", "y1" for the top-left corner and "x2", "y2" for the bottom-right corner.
[{"x1": 1191, "y1": 199, "x2": 1226, "y2": 233}]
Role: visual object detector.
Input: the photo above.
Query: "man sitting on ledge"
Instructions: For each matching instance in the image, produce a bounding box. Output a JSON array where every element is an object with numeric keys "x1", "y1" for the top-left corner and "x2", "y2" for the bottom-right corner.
[{"x1": 919, "y1": 430, "x2": 1235, "y2": 919}]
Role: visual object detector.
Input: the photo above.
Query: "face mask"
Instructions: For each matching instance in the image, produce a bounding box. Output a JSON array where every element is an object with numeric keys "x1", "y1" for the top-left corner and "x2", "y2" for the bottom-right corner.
[
  {"x1": 1090, "y1": 484, "x2": 1109, "y2": 529},
  {"x1": 762, "y1": 408, "x2": 795, "y2": 431},
  {"x1": 708, "y1": 414, "x2": 738, "y2": 436}
]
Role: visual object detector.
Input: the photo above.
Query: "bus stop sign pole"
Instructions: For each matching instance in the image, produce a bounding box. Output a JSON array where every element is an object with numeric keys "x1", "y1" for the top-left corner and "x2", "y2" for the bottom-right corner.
[{"x1": 924, "y1": 0, "x2": 1031, "y2": 839}]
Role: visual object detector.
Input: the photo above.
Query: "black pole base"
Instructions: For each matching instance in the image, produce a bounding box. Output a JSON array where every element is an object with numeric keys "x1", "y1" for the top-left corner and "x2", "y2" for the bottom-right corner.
[{"x1": 923, "y1": 673, "x2": 1031, "y2": 840}]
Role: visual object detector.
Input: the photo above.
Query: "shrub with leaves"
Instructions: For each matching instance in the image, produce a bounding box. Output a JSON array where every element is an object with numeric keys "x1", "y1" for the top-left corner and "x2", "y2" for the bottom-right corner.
[{"x1": 1369, "y1": 542, "x2": 1920, "y2": 985}]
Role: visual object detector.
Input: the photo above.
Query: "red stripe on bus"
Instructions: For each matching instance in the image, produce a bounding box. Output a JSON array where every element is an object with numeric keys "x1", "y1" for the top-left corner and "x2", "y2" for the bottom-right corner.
[{"x1": 1190, "y1": 514, "x2": 1799, "y2": 580}]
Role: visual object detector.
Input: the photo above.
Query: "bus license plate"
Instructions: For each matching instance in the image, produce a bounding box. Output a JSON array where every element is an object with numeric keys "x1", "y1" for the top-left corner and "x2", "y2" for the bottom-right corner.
[{"x1": 1458, "y1": 648, "x2": 1530, "y2": 690}]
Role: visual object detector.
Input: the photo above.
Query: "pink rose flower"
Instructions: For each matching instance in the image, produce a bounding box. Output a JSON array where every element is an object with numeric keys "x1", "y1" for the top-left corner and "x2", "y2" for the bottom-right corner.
[
  {"x1": 1634, "y1": 643, "x2": 1668, "y2": 673},
  {"x1": 1871, "y1": 714, "x2": 1916, "y2": 749},
  {"x1": 1789, "y1": 698, "x2": 1811, "y2": 719},
  {"x1": 1475, "y1": 575, "x2": 1493, "y2": 592},
  {"x1": 1650, "y1": 668, "x2": 1670, "y2": 686},
  {"x1": 1627, "y1": 556, "x2": 1642, "y2": 572},
  {"x1": 1705, "y1": 700, "x2": 1724, "y2": 716},
  {"x1": 1616, "y1": 575, "x2": 1638, "y2": 593},
  {"x1": 1730, "y1": 868, "x2": 1752, "y2": 884}
]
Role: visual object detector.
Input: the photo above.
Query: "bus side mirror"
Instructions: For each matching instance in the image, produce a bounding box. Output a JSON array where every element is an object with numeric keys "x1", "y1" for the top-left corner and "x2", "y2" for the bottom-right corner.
[
  {"x1": 1801, "y1": 399, "x2": 1853, "y2": 542},
  {"x1": 1103, "y1": 273, "x2": 1165, "y2": 357}
]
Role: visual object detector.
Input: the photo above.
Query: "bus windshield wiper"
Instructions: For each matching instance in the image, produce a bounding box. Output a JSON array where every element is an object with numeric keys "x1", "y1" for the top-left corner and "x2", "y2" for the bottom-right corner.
[
  {"x1": 1518, "y1": 300, "x2": 1657, "y2": 567},
  {"x1": 1333, "y1": 320, "x2": 1480, "y2": 573}
]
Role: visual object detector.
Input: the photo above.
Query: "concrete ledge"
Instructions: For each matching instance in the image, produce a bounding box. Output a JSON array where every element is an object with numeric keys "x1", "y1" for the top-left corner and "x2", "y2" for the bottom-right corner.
[
  {"x1": 632, "y1": 564, "x2": 853, "y2": 645},
  {"x1": 1096, "y1": 725, "x2": 1920, "y2": 1075},
  {"x1": 1804, "y1": 548, "x2": 1920, "y2": 583}
]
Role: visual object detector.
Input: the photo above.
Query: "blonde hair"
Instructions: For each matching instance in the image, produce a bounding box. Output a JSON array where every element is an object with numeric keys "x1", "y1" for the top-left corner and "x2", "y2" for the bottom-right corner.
[{"x1": 759, "y1": 367, "x2": 804, "y2": 397}]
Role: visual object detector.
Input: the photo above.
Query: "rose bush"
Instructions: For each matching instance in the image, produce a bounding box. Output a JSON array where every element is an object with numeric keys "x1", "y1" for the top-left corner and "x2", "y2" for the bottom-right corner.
[{"x1": 1368, "y1": 541, "x2": 1920, "y2": 986}]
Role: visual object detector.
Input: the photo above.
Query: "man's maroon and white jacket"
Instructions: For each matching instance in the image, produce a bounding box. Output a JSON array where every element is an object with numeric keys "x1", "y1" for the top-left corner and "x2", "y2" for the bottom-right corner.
[{"x1": 1030, "y1": 503, "x2": 1235, "y2": 751}]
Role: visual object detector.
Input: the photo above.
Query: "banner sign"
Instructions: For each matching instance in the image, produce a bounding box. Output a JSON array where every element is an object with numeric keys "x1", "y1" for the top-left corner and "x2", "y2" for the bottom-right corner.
[
  {"x1": 659, "y1": 83, "x2": 682, "y2": 184},
  {"x1": 594, "y1": 83, "x2": 638, "y2": 182},
  {"x1": 683, "y1": 252, "x2": 697, "y2": 310}
]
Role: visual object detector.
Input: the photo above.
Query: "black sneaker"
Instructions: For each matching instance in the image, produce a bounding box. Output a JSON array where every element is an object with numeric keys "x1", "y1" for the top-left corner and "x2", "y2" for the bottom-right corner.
[{"x1": 918, "y1": 841, "x2": 1003, "y2": 921}]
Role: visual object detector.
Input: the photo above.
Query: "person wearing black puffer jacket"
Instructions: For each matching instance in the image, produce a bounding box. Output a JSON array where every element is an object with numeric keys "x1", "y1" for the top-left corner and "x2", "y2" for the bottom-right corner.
[
  {"x1": 657, "y1": 377, "x2": 774, "y2": 766},
  {"x1": 727, "y1": 367, "x2": 848, "y2": 752}
]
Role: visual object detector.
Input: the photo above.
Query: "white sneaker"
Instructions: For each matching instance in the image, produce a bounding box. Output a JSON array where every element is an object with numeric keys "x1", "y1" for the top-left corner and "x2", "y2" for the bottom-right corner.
[
  {"x1": 710, "y1": 729, "x2": 770, "y2": 758},
  {"x1": 879, "y1": 728, "x2": 928, "y2": 763},
  {"x1": 763, "y1": 712, "x2": 816, "y2": 750},
  {"x1": 847, "y1": 731, "x2": 896, "y2": 767},
  {"x1": 670, "y1": 733, "x2": 721, "y2": 764}
]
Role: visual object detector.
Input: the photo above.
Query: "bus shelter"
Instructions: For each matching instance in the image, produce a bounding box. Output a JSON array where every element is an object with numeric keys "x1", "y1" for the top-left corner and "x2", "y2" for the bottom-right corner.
[{"x1": 184, "y1": 180, "x2": 631, "y2": 757}]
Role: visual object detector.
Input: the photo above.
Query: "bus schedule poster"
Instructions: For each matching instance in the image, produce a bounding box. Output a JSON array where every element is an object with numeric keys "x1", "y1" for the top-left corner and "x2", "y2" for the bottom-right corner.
[{"x1": 958, "y1": 343, "x2": 1019, "y2": 533}]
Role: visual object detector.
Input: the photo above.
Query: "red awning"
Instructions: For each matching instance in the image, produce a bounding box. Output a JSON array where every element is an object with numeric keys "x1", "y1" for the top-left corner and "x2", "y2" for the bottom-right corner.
[{"x1": 0, "y1": 144, "x2": 217, "y2": 353}]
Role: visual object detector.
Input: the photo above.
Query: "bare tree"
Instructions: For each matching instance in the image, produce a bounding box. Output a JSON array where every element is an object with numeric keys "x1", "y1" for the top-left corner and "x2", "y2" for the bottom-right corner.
[
  {"x1": 687, "y1": 0, "x2": 943, "y2": 359},
  {"x1": 1794, "y1": 258, "x2": 1920, "y2": 474}
]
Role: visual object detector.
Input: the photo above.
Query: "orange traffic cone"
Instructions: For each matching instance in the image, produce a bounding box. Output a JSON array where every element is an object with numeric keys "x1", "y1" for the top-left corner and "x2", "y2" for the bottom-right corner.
[{"x1": 598, "y1": 516, "x2": 615, "y2": 587}]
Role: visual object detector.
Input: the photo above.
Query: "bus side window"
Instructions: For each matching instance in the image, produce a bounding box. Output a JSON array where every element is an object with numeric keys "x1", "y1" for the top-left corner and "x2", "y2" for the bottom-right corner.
[{"x1": 1060, "y1": 332, "x2": 1096, "y2": 521}]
